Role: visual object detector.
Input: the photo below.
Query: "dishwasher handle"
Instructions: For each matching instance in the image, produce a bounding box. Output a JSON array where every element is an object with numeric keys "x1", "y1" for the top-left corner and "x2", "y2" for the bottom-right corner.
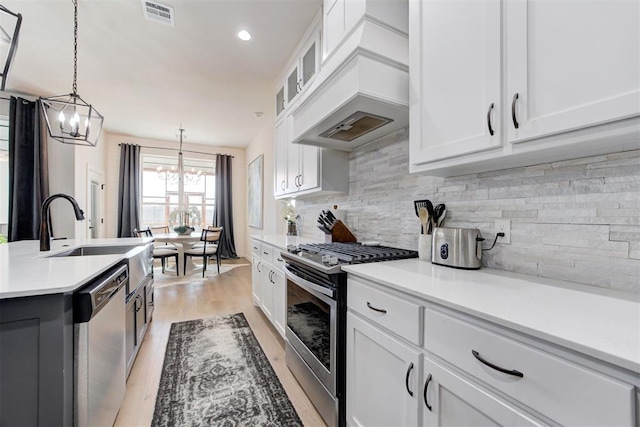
[{"x1": 74, "y1": 264, "x2": 128, "y2": 323}]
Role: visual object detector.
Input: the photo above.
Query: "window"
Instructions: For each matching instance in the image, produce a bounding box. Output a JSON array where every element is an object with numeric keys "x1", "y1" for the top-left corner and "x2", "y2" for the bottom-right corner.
[
  {"x1": 0, "y1": 116, "x2": 9, "y2": 244},
  {"x1": 141, "y1": 154, "x2": 216, "y2": 229}
]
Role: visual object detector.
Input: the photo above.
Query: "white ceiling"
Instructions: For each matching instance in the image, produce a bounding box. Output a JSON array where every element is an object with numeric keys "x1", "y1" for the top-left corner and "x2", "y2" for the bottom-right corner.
[{"x1": 2, "y1": 0, "x2": 321, "y2": 147}]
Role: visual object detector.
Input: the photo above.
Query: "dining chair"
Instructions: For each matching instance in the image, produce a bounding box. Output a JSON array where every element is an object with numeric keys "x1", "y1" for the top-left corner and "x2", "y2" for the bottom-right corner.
[
  {"x1": 134, "y1": 227, "x2": 179, "y2": 275},
  {"x1": 149, "y1": 225, "x2": 178, "y2": 249},
  {"x1": 183, "y1": 227, "x2": 223, "y2": 277}
]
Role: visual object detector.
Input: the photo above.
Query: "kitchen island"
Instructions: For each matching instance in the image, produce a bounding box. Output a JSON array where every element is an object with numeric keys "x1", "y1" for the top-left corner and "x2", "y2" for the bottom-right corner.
[{"x1": 0, "y1": 238, "x2": 152, "y2": 427}]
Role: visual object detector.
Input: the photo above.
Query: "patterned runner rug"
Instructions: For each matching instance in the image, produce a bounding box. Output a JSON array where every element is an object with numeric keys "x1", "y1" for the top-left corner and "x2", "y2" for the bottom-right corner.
[{"x1": 152, "y1": 313, "x2": 302, "y2": 426}]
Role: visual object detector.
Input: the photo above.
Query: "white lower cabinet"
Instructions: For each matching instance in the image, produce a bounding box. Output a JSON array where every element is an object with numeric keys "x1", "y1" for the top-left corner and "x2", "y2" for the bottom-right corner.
[
  {"x1": 251, "y1": 239, "x2": 286, "y2": 339},
  {"x1": 347, "y1": 312, "x2": 420, "y2": 427},
  {"x1": 271, "y1": 267, "x2": 286, "y2": 337},
  {"x1": 346, "y1": 277, "x2": 636, "y2": 427},
  {"x1": 422, "y1": 356, "x2": 544, "y2": 427},
  {"x1": 251, "y1": 255, "x2": 261, "y2": 306},
  {"x1": 260, "y1": 261, "x2": 275, "y2": 319}
]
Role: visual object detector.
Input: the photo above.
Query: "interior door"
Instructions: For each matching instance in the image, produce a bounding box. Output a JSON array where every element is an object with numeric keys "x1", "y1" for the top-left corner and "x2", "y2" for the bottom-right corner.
[{"x1": 86, "y1": 168, "x2": 104, "y2": 239}]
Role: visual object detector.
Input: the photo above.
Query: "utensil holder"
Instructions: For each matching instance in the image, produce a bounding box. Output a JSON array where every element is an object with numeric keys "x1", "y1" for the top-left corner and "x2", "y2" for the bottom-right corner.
[{"x1": 418, "y1": 234, "x2": 432, "y2": 261}]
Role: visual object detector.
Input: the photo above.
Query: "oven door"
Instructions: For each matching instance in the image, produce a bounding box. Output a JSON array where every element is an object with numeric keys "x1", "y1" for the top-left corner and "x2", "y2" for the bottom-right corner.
[{"x1": 285, "y1": 266, "x2": 337, "y2": 395}]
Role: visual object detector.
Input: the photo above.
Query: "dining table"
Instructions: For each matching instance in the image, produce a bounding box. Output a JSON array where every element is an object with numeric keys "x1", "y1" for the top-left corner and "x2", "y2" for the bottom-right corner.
[{"x1": 153, "y1": 232, "x2": 202, "y2": 276}]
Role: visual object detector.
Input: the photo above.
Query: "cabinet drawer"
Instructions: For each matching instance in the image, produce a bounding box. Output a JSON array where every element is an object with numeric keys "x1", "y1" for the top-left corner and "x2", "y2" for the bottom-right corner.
[
  {"x1": 425, "y1": 309, "x2": 634, "y2": 426},
  {"x1": 260, "y1": 244, "x2": 274, "y2": 264},
  {"x1": 251, "y1": 240, "x2": 261, "y2": 256},
  {"x1": 348, "y1": 278, "x2": 422, "y2": 346},
  {"x1": 272, "y1": 250, "x2": 286, "y2": 271}
]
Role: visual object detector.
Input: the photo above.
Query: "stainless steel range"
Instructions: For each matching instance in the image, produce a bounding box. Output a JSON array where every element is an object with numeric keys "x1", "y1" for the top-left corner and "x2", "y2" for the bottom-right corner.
[{"x1": 282, "y1": 242, "x2": 418, "y2": 427}]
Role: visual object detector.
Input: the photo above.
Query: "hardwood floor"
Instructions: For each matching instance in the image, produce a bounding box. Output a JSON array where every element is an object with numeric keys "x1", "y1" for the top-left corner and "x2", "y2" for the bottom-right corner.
[{"x1": 114, "y1": 258, "x2": 326, "y2": 427}]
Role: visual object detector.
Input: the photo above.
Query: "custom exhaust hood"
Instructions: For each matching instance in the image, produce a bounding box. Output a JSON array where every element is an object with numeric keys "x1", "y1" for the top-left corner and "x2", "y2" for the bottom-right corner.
[{"x1": 289, "y1": 13, "x2": 409, "y2": 151}]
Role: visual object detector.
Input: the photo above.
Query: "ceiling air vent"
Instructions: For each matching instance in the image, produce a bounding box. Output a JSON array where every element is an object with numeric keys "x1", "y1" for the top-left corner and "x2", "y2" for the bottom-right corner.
[
  {"x1": 142, "y1": 0, "x2": 175, "y2": 27},
  {"x1": 320, "y1": 111, "x2": 393, "y2": 142}
]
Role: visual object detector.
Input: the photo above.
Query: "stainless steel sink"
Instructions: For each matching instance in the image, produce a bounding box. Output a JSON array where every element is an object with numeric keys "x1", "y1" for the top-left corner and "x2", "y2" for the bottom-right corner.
[{"x1": 48, "y1": 246, "x2": 139, "y2": 257}]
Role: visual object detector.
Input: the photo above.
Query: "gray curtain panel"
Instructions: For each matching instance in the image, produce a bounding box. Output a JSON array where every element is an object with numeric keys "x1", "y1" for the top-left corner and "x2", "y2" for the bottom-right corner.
[
  {"x1": 117, "y1": 144, "x2": 141, "y2": 237},
  {"x1": 8, "y1": 97, "x2": 49, "y2": 242},
  {"x1": 214, "y1": 154, "x2": 237, "y2": 258}
]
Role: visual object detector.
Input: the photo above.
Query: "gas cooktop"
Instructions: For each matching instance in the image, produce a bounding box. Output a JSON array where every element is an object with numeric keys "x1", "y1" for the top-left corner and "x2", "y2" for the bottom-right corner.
[{"x1": 283, "y1": 242, "x2": 418, "y2": 274}]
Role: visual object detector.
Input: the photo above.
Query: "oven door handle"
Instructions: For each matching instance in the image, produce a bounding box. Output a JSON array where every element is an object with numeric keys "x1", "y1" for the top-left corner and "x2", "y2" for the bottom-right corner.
[{"x1": 284, "y1": 267, "x2": 336, "y2": 299}]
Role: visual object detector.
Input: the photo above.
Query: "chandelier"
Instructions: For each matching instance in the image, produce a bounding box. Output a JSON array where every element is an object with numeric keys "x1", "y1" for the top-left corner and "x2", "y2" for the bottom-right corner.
[
  {"x1": 40, "y1": 0, "x2": 104, "y2": 147},
  {"x1": 157, "y1": 127, "x2": 202, "y2": 185}
]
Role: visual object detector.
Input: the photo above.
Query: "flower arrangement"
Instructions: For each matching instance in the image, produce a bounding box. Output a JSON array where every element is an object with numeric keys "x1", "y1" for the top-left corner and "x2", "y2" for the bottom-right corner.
[
  {"x1": 282, "y1": 200, "x2": 299, "y2": 224},
  {"x1": 168, "y1": 206, "x2": 201, "y2": 229}
]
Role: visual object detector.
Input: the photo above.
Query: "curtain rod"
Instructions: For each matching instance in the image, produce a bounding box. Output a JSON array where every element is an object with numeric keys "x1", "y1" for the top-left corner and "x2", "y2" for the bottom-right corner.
[{"x1": 118, "y1": 143, "x2": 234, "y2": 158}]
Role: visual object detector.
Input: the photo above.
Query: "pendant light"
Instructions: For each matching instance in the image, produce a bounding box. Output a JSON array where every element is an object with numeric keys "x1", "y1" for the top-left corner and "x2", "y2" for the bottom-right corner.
[
  {"x1": 0, "y1": 5, "x2": 22, "y2": 91},
  {"x1": 40, "y1": 0, "x2": 103, "y2": 147}
]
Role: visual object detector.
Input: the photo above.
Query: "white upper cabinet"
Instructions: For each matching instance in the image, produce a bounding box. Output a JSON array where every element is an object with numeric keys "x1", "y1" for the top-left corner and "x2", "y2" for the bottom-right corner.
[
  {"x1": 506, "y1": 0, "x2": 640, "y2": 143},
  {"x1": 274, "y1": 111, "x2": 348, "y2": 199},
  {"x1": 274, "y1": 119, "x2": 288, "y2": 196},
  {"x1": 410, "y1": 0, "x2": 640, "y2": 177},
  {"x1": 276, "y1": 19, "x2": 321, "y2": 118},
  {"x1": 410, "y1": 0, "x2": 502, "y2": 164}
]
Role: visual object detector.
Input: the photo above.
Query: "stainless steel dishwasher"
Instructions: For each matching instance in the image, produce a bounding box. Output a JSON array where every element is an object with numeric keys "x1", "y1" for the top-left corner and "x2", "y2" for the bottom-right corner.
[{"x1": 74, "y1": 264, "x2": 128, "y2": 427}]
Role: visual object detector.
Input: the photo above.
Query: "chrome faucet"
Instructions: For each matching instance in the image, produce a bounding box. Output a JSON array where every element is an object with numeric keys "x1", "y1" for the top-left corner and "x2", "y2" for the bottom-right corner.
[{"x1": 40, "y1": 193, "x2": 85, "y2": 251}]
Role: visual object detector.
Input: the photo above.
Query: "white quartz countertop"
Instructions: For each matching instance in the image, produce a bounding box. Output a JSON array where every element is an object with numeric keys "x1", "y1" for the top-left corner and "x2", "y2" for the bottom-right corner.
[
  {"x1": 342, "y1": 259, "x2": 640, "y2": 374},
  {"x1": 250, "y1": 234, "x2": 322, "y2": 251},
  {"x1": 0, "y1": 238, "x2": 152, "y2": 299}
]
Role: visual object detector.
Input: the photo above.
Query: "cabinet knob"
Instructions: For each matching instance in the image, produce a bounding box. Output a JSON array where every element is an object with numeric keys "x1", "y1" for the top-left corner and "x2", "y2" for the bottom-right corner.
[
  {"x1": 281, "y1": 180, "x2": 285, "y2": 191},
  {"x1": 511, "y1": 93, "x2": 520, "y2": 129}
]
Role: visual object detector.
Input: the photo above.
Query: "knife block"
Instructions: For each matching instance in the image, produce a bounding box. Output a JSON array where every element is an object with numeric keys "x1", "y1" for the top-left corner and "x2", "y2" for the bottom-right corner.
[{"x1": 331, "y1": 220, "x2": 357, "y2": 243}]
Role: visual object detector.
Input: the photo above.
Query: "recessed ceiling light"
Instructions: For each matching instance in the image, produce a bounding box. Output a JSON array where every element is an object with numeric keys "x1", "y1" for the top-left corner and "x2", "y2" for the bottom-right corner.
[
  {"x1": 237, "y1": 30, "x2": 252, "y2": 41},
  {"x1": 254, "y1": 111, "x2": 263, "y2": 117}
]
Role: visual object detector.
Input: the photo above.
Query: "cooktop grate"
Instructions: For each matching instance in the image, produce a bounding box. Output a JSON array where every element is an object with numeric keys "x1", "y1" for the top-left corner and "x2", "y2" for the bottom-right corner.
[{"x1": 296, "y1": 242, "x2": 418, "y2": 264}]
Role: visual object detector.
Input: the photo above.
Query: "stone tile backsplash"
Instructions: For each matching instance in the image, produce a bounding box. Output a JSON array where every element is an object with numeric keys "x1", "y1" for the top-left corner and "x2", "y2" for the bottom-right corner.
[{"x1": 296, "y1": 130, "x2": 640, "y2": 294}]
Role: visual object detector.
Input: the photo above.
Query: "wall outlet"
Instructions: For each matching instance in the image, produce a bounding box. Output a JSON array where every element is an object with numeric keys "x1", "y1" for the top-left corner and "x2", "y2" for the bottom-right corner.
[
  {"x1": 350, "y1": 216, "x2": 359, "y2": 230},
  {"x1": 494, "y1": 219, "x2": 511, "y2": 244}
]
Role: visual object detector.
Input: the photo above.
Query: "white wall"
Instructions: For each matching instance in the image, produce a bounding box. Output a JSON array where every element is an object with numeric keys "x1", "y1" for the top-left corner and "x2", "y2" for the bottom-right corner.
[
  {"x1": 245, "y1": 115, "x2": 280, "y2": 254},
  {"x1": 104, "y1": 132, "x2": 248, "y2": 257},
  {"x1": 47, "y1": 138, "x2": 75, "y2": 238},
  {"x1": 73, "y1": 132, "x2": 107, "y2": 239}
]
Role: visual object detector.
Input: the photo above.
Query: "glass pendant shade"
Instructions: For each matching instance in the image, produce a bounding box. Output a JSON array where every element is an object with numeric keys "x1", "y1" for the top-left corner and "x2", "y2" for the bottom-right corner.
[
  {"x1": 40, "y1": 94, "x2": 104, "y2": 146},
  {"x1": 0, "y1": 5, "x2": 22, "y2": 91}
]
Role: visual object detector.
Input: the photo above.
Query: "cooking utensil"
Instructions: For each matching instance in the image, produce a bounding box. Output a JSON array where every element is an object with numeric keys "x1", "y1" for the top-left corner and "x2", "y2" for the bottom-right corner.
[
  {"x1": 325, "y1": 210, "x2": 337, "y2": 223},
  {"x1": 414, "y1": 200, "x2": 433, "y2": 234},
  {"x1": 318, "y1": 215, "x2": 333, "y2": 230},
  {"x1": 414, "y1": 199, "x2": 433, "y2": 217},
  {"x1": 434, "y1": 203, "x2": 446, "y2": 228},
  {"x1": 321, "y1": 211, "x2": 335, "y2": 229},
  {"x1": 418, "y1": 207, "x2": 430, "y2": 235}
]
